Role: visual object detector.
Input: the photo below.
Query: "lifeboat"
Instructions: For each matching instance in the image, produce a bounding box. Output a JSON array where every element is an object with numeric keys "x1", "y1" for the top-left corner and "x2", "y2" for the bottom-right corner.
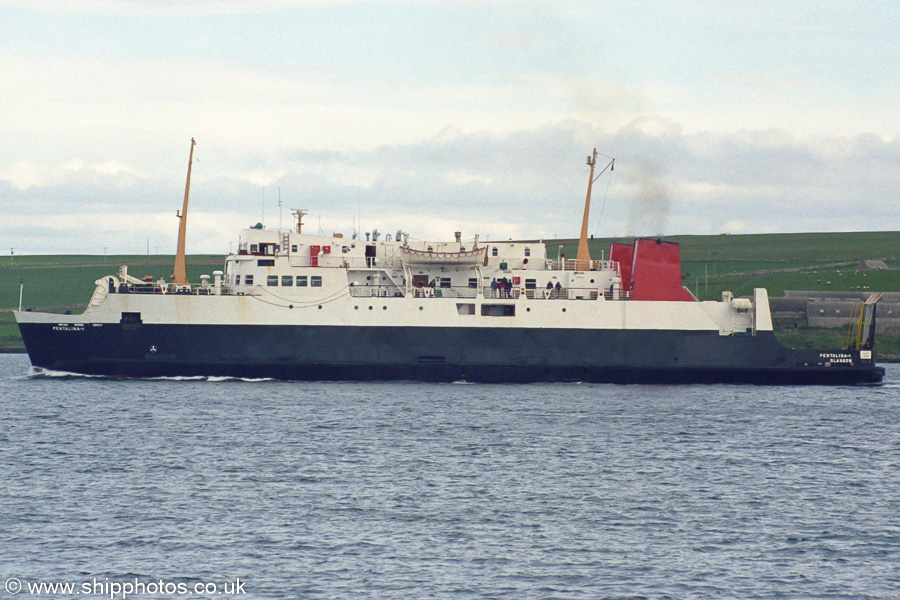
[{"x1": 400, "y1": 245, "x2": 487, "y2": 265}]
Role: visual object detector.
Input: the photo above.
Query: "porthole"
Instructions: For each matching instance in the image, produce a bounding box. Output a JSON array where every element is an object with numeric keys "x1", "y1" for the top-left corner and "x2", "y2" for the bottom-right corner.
[
  {"x1": 369, "y1": 306, "x2": 373, "y2": 310},
  {"x1": 288, "y1": 305, "x2": 293, "y2": 309},
  {"x1": 354, "y1": 306, "x2": 359, "y2": 310},
  {"x1": 419, "y1": 306, "x2": 424, "y2": 311},
  {"x1": 562, "y1": 308, "x2": 567, "y2": 312},
  {"x1": 382, "y1": 306, "x2": 387, "y2": 310},
  {"x1": 318, "y1": 305, "x2": 323, "y2": 309},
  {"x1": 526, "y1": 307, "x2": 531, "y2": 312}
]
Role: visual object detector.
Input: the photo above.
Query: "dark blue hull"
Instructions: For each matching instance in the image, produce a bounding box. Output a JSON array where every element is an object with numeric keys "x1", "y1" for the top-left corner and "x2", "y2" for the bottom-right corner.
[{"x1": 17, "y1": 323, "x2": 885, "y2": 384}]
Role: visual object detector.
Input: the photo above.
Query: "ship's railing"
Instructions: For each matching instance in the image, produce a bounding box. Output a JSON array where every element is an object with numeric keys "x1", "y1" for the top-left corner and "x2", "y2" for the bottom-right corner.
[
  {"x1": 107, "y1": 281, "x2": 239, "y2": 296},
  {"x1": 338, "y1": 256, "x2": 379, "y2": 269},
  {"x1": 105, "y1": 280, "x2": 628, "y2": 301},
  {"x1": 548, "y1": 259, "x2": 616, "y2": 272},
  {"x1": 288, "y1": 254, "x2": 407, "y2": 270},
  {"x1": 350, "y1": 285, "x2": 405, "y2": 298},
  {"x1": 412, "y1": 286, "x2": 478, "y2": 299},
  {"x1": 353, "y1": 284, "x2": 617, "y2": 300},
  {"x1": 482, "y1": 286, "x2": 624, "y2": 300},
  {"x1": 483, "y1": 286, "x2": 519, "y2": 299}
]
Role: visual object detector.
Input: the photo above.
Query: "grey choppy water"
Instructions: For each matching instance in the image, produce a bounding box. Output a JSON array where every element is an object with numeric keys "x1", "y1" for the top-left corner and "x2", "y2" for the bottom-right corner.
[{"x1": 1, "y1": 353, "x2": 898, "y2": 599}]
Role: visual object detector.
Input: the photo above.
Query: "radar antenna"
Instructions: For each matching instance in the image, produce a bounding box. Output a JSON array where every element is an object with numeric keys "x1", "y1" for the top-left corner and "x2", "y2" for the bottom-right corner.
[{"x1": 291, "y1": 209, "x2": 308, "y2": 233}]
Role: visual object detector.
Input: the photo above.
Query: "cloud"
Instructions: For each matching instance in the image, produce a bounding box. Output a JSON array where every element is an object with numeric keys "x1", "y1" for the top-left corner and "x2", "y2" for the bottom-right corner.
[
  {"x1": 0, "y1": 161, "x2": 42, "y2": 189},
  {"x1": 479, "y1": 34, "x2": 549, "y2": 50},
  {"x1": 2, "y1": 119, "x2": 897, "y2": 256},
  {"x1": 1, "y1": 0, "x2": 894, "y2": 265},
  {"x1": 0, "y1": 0, "x2": 317, "y2": 16},
  {"x1": 1, "y1": 0, "x2": 526, "y2": 17},
  {"x1": 1, "y1": 53, "x2": 613, "y2": 184}
]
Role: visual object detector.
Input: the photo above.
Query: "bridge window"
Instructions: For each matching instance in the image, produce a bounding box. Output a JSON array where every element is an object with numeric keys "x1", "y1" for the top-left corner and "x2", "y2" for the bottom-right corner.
[
  {"x1": 492, "y1": 247, "x2": 499, "y2": 256},
  {"x1": 524, "y1": 247, "x2": 531, "y2": 257},
  {"x1": 257, "y1": 259, "x2": 275, "y2": 267},
  {"x1": 267, "y1": 275, "x2": 278, "y2": 286},
  {"x1": 311, "y1": 276, "x2": 323, "y2": 287},
  {"x1": 244, "y1": 275, "x2": 253, "y2": 286},
  {"x1": 234, "y1": 275, "x2": 241, "y2": 285},
  {"x1": 296, "y1": 276, "x2": 307, "y2": 287},
  {"x1": 282, "y1": 276, "x2": 293, "y2": 286}
]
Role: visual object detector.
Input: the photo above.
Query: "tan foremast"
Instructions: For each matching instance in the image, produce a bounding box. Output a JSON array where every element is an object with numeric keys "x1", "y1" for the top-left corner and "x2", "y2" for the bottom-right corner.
[
  {"x1": 173, "y1": 138, "x2": 195, "y2": 285},
  {"x1": 576, "y1": 149, "x2": 598, "y2": 270}
]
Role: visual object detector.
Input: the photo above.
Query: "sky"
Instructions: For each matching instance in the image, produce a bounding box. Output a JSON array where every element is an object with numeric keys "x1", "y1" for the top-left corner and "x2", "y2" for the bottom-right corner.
[{"x1": 1, "y1": 0, "x2": 897, "y2": 255}]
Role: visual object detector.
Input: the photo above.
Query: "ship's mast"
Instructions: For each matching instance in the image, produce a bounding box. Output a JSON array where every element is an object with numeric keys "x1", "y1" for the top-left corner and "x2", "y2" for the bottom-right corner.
[
  {"x1": 576, "y1": 148, "x2": 614, "y2": 271},
  {"x1": 576, "y1": 149, "x2": 597, "y2": 270},
  {"x1": 173, "y1": 138, "x2": 195, "y2": 285},
  {"x1": 292, "y1": 209, "x2": 308, "y2": 233}
]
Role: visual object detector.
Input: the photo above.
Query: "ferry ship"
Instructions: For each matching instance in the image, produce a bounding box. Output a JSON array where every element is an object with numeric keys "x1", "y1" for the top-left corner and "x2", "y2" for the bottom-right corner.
[{"x1": 14, "y1": 143, "x2": 885, "y2": 384}]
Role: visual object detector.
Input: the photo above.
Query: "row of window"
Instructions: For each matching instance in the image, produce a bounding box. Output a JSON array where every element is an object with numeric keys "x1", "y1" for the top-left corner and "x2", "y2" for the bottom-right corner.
[
  {"x1": 268, "y1": 275, "x2": 323, "y2": 287},
  {"x1": 456, "y1": 303, "x2": 517, "y2": 316},
  {"x1": 248, "y1": 243, "x2": 347, "y2": 254},
  {"x1": 444, "y1": 277, "x2": 479, "y2": 288},
  {"x1": 413, "y1": 277, "x2": 549, "y2": 289},
  {"x1": 232, "y1": 273, "x2": 556, "y2": 291},
  {"x1": 248, "y1": 242, "x2": 536, "y2": 258},
  {"x1": 231, "y1": 274, "x2": 323, "y2": 287}
]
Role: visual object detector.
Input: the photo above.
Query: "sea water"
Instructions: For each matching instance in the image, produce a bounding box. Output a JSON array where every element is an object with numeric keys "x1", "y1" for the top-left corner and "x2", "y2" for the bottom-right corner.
[{"x1": 1, "y1": 353, "x2": 898, "y2": 599}]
